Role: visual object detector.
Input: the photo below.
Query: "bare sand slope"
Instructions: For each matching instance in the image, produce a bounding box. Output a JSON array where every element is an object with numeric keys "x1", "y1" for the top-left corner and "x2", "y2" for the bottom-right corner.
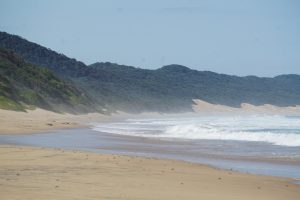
[
  {"x1": 193, "y1": 99, "x2": 300, "y2": 115},
  {"x1": 0, "y1": 145, "x2": 299, "y2": 200}
]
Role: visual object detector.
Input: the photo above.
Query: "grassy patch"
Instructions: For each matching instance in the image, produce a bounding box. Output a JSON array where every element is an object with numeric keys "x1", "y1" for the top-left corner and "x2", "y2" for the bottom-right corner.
[{"x1": 0, "y1": 96, "x2": 24, "y2": 111}]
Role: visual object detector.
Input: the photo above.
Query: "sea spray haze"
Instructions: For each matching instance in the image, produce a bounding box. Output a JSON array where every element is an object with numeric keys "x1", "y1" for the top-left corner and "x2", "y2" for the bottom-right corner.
[
  {"x1": 92, "y1": 115, "x2": 300, "y2": 147},
  {"x1": 1, "y1": 32, "x2": 300, "y2": 113}
]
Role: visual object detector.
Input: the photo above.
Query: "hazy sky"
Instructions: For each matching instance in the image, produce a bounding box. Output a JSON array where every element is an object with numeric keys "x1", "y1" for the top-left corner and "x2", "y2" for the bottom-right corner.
[{"x1": 0, "y1": 0, "x2": 299, "y2": 76}]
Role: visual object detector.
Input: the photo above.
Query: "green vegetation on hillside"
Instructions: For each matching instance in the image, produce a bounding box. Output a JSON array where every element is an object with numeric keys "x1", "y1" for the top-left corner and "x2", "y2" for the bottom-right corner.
[
  {"x1": 1, "y1": 31, "x2": 300, "y2": 113},
  {"x1": 0, "y1": 48, "x2": 94, "y2": 112}
]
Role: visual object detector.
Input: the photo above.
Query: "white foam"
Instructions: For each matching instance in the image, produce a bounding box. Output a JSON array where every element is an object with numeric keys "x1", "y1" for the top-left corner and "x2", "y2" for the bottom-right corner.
[
  {"x1": 163, "y1": 124, "x2": 300, "y2": 146},
  {"x1": 92, "y1": 115, "x2": 300, "y2": 147}
]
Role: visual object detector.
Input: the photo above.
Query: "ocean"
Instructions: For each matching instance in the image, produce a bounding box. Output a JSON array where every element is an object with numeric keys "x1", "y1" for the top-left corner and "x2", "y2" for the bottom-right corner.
[
  {"x1": 1, "y1": 114, "x2": 300, "y2": 179},
  {"x1": 92, "y1": 115, "x2": 300, "y2": 147}
]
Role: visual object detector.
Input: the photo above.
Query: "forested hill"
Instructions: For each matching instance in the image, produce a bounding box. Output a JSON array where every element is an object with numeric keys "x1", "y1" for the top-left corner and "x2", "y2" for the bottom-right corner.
[
  {"x1": 1, "y1": 31, "x2": 300, "y2": 113},
  {"x1": 0, "y1": 48, "x2": 95, "y2": 112},
  {"x1": 0, "y1": 31, "x2": 86, "y2": 77}
]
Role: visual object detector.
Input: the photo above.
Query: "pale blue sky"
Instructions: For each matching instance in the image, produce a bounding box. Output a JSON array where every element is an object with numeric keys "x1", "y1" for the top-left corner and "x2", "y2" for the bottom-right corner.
[{"x1": 0, "y1": 0, "x2": 299, "y2": 76}]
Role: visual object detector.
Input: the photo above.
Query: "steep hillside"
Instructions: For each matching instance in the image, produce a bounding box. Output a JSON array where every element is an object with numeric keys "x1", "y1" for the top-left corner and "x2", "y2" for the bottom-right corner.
[
  {"x1": 0, "y1": 31, "x2": 88, "y2": 77},
  {"x1": 0, "y1": 48, "x2": 94, "y2": 112},
  {"x1": 1, "y1": 31, "x2": 300, "y2": 113}
]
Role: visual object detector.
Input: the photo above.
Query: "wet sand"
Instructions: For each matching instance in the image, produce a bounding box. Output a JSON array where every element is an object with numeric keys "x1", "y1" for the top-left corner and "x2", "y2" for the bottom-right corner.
[
  {"x1": 1, "y1": 107, "x2": 300, "y2": 199},
  {"x1": 1, "y1": 128, "x2": 299, "y2": 179},
  {"x1": 0, "y1": 145, "x2": 300, "y2": 200}
]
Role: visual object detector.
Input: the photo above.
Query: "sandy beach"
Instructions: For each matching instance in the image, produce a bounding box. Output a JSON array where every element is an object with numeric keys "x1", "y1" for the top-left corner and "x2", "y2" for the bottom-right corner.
[
  {"x1": 0, "y1": 108, "x2": 166, "y2": 135},
  {"x1": 1, "y1": 1, "x2": 300, "y2": 199},
  {"x1": 1, "y1": 101, "x2": 300, "y2": 135},
  {"x1": 1, "y1": 108, "x2": 300, "y2": 199},
  {"x1": 0, "y1": 108, "x2": 111, "y2": 135},
  {"x1": 0, "y1": 145, "x2": 299, "y2": 200}
]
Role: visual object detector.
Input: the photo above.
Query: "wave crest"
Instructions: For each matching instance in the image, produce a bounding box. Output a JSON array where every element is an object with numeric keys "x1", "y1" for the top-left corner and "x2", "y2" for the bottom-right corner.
[
  {"x1": 92, "y1": 116, "x2": 300, "y2": 147},
  {"x1": 164, "y1": 124, "x2": 300, "y2": 146}
]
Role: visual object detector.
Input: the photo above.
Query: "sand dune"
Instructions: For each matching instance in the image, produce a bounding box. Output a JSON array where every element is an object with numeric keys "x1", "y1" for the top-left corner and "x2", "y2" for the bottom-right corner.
[{"x1": 193, "y1": 99, "x2": 300, "y2": 115}]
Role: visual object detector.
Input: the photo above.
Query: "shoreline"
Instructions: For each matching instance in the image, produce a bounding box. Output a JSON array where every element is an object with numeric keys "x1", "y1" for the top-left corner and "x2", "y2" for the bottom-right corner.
[
  {"x1": 0, "y1": 108, "x2": 174, "y2": 135},
  {"x1": 2, "y1": 101, "x2": 300, "y2": 135},
  {"x1": 1, "y1": 144, "x2": 300, "y2": 200},
  {"x1": 1, "y1": 108, "x2": 300, "y2": 199},
  {"x1": 1, "y1": 107, "x2": 299, "y2": 179},
  {"x1": 1, "y1": 128, "x2": 300, "y2": 180}
]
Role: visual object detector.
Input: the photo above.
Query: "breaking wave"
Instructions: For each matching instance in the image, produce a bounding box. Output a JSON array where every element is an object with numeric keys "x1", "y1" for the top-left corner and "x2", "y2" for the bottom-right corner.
[{"x1": 92, "y1": 115, "x2": 300, "y2": 147}]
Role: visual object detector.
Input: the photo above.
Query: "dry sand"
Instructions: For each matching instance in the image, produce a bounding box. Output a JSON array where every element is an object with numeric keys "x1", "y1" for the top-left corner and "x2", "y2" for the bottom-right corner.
[
  {"x1": 0, "y1": 108, "x2": 116, "y2": 135},
  {"x1": 0, "y1": 145, "x2": 299, "y2": 200},
  {"x1": 193, "y1": 99, "x2": 300, "y2": 115}
]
